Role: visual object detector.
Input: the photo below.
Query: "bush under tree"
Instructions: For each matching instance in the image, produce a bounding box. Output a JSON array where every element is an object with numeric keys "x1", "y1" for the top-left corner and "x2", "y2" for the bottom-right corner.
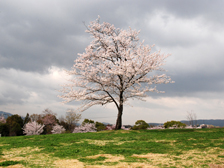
[
  {"x1": 95, "y1": 121, "x2": 106, "y2": 131},
  {"x1": 82, "y1": 119, "x2": 106, "y2": 131}
]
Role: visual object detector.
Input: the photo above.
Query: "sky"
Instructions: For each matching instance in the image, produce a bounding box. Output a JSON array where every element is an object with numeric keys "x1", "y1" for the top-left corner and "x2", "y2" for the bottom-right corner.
[{"x1": 0, "y1": 0, "x2": 224, "y2": 125}]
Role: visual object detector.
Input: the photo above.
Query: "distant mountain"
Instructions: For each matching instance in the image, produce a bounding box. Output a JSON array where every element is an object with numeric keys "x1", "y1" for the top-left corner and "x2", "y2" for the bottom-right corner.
[
  {"x1": 181, "y1": 119, "x2": 224, "y2": 127},
  {"x1": 102, "y1": 122, "x2": 112, "y2": 125},
  {"x1": 148, "y1": 123, "x2": 163, "y2": 126},
  {"x1": 148, "y1": 119, "x2": 224, "y2": 127},
  {"x1": 0, "y1": 111, "x2": 13, "y2": 119}
]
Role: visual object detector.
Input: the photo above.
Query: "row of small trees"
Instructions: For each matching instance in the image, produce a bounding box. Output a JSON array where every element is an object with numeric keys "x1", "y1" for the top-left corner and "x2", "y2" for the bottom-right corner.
[
  {"x1": 0, "y1": 108, "x2": 82, "y2": 136},
  {"x1": 0, "y1": 108, "x2": 128, "y2": 136},
  {"x1": 1, "y1": 109, "x2": 190, "y2": 136}
]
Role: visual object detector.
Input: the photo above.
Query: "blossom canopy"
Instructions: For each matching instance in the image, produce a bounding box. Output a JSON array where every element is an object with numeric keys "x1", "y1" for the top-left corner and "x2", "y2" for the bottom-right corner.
[{"x1": 59, "y1": 16, "x2": 173, "y2": 129}]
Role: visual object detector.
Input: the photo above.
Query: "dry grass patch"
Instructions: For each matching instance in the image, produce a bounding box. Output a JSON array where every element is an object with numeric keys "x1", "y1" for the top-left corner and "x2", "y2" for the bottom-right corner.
[
  {"x1": 85, "y1": 139, "x2": 115, "y2": 146},
  {"x1": 116, "y1": 130, "x2": 131, "y2": 133},
  {"x1": 131, "y1": 147, "x2": 224, "y2": 167},
  {"x1": 154, "y1": 140, "x2": 176, "y2": 143},
  {"x1": 209, "y1": 164, "x2": 224, "y2": 168},
  {"x1": 2, "y1": 147, "x2": 41, "y2": 159},
  {"x1": 154, "y1": 139, "x2": 176, "y2": 145},
  {"x1": 59, "y1": 143, "x2": 73, "y2": 146},
  {"x1": 85, "y1": 162, "x2": 156, "y2": 168},
  {"x1": 2, "y1": 147, "x2": 57, "y2": 167},
  {"x1": 0, "y1": 165, "x2": 25, "y2": 168},
  {"x1": 77, "y1": 138, "x2": 133, "y2": 146},
  {"x1": 54, "y1": 159, "x2": 84, "y2": 168}
]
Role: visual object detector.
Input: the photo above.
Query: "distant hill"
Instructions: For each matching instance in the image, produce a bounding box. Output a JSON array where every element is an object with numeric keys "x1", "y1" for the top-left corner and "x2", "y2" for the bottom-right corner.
[
  {"x1": 0, "y1": 111, "x2": 13, "y2": 119},
  {"x1": 102, "y1": 122, "x2": 112, "y2": 125},
  {"x1": 148, "y1": 123, "x2": 163, "y2": 126},
  {"x1": 181, "y1": 119, "x2": 224, "y2": 127},
  {"x1": 148, "y1": 120, "x2": 224, "y2": 127}
]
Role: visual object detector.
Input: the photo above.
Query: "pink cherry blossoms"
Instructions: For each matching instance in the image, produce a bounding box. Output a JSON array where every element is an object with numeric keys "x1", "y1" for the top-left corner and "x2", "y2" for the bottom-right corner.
[
  {"x1": 73, "y1": 123, "x2": 97, "y2": 133},
  {"x1": 51, "y1": 124, "x2": 66, "y2": 134},
  {"x1": 0, "y1": 116, "x2": 6, "y2": 123},
  {"x1": 23, "y1": 121, "x2": 45, "y2": 135},
  {"x1": 59, "y1": 16, "x2": 174, "y2": 129}
]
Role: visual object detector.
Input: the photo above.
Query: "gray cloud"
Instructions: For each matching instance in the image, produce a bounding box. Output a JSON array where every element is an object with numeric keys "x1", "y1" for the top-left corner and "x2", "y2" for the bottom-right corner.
[{"x1": 0, "y1": 0, "x2": 224, "y2": 122}]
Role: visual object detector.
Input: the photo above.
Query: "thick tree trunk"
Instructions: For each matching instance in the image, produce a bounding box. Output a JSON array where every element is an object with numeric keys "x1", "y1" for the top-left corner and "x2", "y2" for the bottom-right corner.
[{"x1": 115, "y1": 105, "x2": 123, "y2": 130}]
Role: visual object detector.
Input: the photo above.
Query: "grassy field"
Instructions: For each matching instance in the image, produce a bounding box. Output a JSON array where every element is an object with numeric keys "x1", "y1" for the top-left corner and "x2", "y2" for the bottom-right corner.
[{"x1": 0, "y1": 128, "x2": 224, "y2": 168}]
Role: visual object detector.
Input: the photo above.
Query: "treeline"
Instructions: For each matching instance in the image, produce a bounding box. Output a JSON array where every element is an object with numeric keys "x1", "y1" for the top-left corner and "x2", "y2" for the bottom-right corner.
[
  {"x1": 0, "y1": 108, "x2": 111, "y2": 137},
  {"x1": 0, "y1": 108, "x2": 81, "y2": 136},
  {"x1": 1, "y1": 108, "x2": 198, "y2": 137}
]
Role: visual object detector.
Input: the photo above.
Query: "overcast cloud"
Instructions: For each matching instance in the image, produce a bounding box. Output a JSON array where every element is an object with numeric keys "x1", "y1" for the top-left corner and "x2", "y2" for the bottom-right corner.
[{"x1": 0, "y1": 0, "x2": 224, "y2": 124}]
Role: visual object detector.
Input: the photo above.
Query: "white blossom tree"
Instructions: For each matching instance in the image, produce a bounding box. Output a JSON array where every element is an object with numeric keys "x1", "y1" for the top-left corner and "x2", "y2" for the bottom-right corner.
[
  {"x1": 51, "y1": 124, "x2": 66, "y2": 134},
  {"x1": 0, "y1": 115, "x2": 6, "y2": 123},
  {"x1": 59, "y1": 16, "x2": 174, "y2": 129},
  {"x1": 23, "y1": 121, "x2": 45, "y2": 135},
  {"x1": 73, "y1": 123, "x2": 97, "y2": 133}
]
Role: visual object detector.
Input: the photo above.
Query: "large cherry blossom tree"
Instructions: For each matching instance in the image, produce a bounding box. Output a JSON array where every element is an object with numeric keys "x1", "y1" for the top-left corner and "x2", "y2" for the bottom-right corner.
[{"x1": 59, "y1": 17, "x2": 174, "y2": 129}]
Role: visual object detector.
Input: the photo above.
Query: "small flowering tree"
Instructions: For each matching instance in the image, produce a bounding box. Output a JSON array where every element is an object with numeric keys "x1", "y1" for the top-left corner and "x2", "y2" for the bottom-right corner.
[
  {"x1": 59, "y1": 16, "x2": 174, "y2": 129},
  {"x1": 73, "y1": 123, "x2": 97, "y2": 133},
  {"x1": 51, "y1": 124, "x2": 66, "y2": 134},
  {"x1": 42, "y1": 114, "x2": 57, "y2": 134},
  {"x1": 23, "y1": 121, "x2": 45, "y2": 135},
  {"x1": 0, "y1": 116, "x2": 6, "y2": 123}
]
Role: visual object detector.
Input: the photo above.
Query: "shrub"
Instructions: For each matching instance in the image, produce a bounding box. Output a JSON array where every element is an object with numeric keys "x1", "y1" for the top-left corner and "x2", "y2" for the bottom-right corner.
[
  {"x1": 82, "y1": 119, "x2": 106, "y2": 131},
  {"x1": 0, "y1": 123, "x2": 9, "y2": 136},
  {"x1": 132, "y1": 120, "x2": 149, "y2": 130},
  {"x1": 82, "y1": 119, "x2": 94, "y2": 125},
  {"x1": 95, "y1": 121, "x2": 106, "y2": 131},
  {"x1": 164, "y1": 120, "x2": 186, "y2": 128}
]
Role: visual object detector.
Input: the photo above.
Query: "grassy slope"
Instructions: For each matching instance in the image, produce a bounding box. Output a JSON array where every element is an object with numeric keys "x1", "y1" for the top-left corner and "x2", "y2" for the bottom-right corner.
[{"x1": 0, "y1": 128, "x2": 224, "y2": 167}]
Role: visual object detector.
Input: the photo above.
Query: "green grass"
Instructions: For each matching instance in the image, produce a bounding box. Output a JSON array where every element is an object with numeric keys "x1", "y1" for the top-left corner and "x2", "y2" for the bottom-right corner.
[
  {"x1": 0, "y1": 128, "x2": 224, "y2": 167},
  {"x1": 0, "y1": 160, "x2": 22, "y2": 167}
]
